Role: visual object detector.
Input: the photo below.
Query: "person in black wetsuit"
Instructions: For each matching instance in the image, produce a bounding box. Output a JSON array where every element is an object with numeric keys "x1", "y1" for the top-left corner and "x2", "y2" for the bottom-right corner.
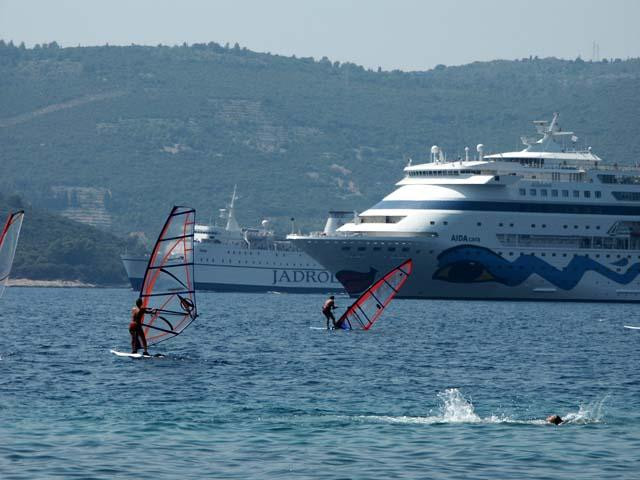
[
  {"x1": 322, "y1": 295, "x2": 337, "y2": 329},
  {"x1": 129, "y1": 298, "x2": 149, "y2": 356}
]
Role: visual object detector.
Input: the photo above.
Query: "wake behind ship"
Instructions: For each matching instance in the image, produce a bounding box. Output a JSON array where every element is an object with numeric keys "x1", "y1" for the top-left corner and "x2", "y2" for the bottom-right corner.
[
  {"x1": 122, "y1": 189, "x2": 343, "y2": 294},
  {"x1": 290, "y1": 114, "x2": 640, "y2": 302}
]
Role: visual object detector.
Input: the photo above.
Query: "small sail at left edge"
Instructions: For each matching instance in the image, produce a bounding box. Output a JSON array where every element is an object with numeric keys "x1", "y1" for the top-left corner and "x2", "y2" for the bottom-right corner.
[{"x1": 0, "y1": 210, "x2": 25, "y2": 298}]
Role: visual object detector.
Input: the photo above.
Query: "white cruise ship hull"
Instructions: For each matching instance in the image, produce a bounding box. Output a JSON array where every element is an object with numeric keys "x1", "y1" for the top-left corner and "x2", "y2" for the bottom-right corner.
[
  {"x1": 122, "y1": 243, "x2": 343, "y2": 293},
  {"x1": 291, "y1": 114, "x2": 640, "y2": 302},
  {"x1": 292, "y1": 234, "x2": 640, "y2": 302}
]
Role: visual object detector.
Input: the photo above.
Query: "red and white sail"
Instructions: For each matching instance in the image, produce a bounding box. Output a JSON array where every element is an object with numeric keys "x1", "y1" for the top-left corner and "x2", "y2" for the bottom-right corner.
[
  {"x1": 0, "y1": 210, "x2": 25, "y2": 298},
  {"x1": 139, "y1": 206, "x2": 198, "y2": 345},
  {"x1": 336, "y1": 259, "x2": 413, "y2": 330}
]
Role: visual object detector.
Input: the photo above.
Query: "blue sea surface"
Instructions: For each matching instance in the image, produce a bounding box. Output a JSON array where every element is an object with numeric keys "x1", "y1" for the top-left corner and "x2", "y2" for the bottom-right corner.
[{"x1": 0, "y1": 287, "x2": 639, "y2": 479}]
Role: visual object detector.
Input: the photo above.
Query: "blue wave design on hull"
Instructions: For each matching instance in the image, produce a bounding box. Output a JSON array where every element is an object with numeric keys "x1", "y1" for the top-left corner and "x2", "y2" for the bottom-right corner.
[
  {"x1": 433, "y1": 245, "x2": 640, "y2": 290},
  {"x1": 611, "y1": 257, "x2": 629, "y2": 267}
]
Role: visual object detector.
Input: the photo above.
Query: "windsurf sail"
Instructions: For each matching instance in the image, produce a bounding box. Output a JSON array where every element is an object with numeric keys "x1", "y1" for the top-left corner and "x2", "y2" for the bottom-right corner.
[
  {"x1": 139, "y1": 206, "x2": 198, "y2": 345},
  {"x1": 0, "y1": 210, "x2": 25, "y2": 298},
  {"x1": 335, "y1": 259, "x2": 412, "y2": 330}
]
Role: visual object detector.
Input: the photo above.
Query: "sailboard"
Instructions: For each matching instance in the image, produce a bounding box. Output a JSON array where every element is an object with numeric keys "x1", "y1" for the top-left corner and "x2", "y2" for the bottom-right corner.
[
  {"x1": 0, "y1": 210, "x2": 25, "y2": 298},
  {"x1": 112, "y1": 206, "x2": 198, "y2": 358},
  {"x1": 109, "y1": 349, "x2": 164, "y2": 359},
  {"x1": 334, "y1": 259, "x2": 413, "y2": 330}
]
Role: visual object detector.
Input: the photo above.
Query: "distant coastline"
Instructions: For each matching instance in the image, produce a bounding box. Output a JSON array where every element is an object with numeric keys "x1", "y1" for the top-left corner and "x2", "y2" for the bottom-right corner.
[{"x1": 8, "y1": 278, "x2": 97, "y2": 288}]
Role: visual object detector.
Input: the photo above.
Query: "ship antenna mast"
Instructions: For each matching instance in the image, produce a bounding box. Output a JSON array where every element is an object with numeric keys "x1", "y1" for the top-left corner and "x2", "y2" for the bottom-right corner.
[
  {"x1": 548, "y1": 112, "x2": 559, "y2": 134},
  {"x1": 225, "y1": 184, "x2": 241, "y2": 232}
]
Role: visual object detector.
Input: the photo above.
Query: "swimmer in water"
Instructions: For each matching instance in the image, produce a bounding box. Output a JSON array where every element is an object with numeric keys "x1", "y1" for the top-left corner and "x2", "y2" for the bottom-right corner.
[{"x1": 546, "y1": 415, "x2": 564, "y2": 425}]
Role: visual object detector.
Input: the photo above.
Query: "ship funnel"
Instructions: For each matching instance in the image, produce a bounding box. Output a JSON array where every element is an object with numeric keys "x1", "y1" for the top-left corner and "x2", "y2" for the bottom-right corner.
[{"x1": 323, "y1": 210, "x2": 353, "y2": 235}]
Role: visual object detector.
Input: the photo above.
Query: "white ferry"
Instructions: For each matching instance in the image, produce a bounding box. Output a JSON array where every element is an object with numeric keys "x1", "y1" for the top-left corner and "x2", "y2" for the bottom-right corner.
[
  {"x1": 290, "y1": 114, "x2": 640, "y2": 302},
  {"x1": 122, "y1": 188, "x2": 343, "y2": 293}
]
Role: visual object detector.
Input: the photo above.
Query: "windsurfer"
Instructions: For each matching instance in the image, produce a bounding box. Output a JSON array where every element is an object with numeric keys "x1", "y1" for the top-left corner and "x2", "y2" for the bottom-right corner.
[
  {"x1": 322, "y1": 295, "x2": 337, "y2": 329},
  {"x1": 129, "y1": 298, "x2": 150, "y2": 355}
]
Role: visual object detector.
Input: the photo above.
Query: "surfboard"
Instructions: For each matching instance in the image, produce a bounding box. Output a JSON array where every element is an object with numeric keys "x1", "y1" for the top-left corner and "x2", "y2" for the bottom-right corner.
[
  {"x1": 624, "y1": 325, "x2": 640, "y2": 330},
  {"x1": 110, "y1": 349, "x2": 163, "y2": 358}
]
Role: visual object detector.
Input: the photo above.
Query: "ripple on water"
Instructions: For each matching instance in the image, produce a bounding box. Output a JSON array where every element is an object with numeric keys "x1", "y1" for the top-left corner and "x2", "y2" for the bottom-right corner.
[{"x1": 0, "y1": 289, "x2": 639, "y2": 479}]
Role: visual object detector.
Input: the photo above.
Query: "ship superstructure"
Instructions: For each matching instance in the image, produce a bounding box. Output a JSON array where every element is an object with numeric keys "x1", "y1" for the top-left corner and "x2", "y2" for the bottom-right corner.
[
  {"x1": 290, "y1": 114, "x2": 640, "y2": 301},
  {"x1": 123, "y1": 187, "x2": 343, "y2": 293}
]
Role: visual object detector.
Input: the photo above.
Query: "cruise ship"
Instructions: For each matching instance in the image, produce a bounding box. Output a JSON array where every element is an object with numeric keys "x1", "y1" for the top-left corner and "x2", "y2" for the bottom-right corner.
[
  {"x1": 122, "y1": 188, "x2": 343, "y2": 293},
  {"x1": 290, "y1": 114, "x2": 640, "y2": 302}
]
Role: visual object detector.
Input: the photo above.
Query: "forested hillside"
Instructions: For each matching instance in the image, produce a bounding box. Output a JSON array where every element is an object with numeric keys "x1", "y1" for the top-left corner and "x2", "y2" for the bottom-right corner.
[
  {"x1": 0, "y1": 192, "x2": 129, "y2": 284},
  {"x1": 1, "y1": 40, "x2": 639, "y2": 237}
]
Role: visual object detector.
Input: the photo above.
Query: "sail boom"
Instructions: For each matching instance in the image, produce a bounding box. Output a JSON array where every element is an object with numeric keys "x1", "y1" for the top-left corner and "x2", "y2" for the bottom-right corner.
[
  {"x1": 141, "y1": 290, "x2": 194, "y2": 297},
  {"x1": 167, "y1": 208, "x2": 195, "y2": 217},
  {"x1": 148, "y1": 262, "x2": 195, "y2": 269},
  {"x1": 149, "y1": 308, "x2": 197, "y2": 317},
  {"x1": 142, "y1": 323, "x2": 178, "y2": 334},
  {"x1": 158, "y1": 234, "x2": 194, "y2": 243}
]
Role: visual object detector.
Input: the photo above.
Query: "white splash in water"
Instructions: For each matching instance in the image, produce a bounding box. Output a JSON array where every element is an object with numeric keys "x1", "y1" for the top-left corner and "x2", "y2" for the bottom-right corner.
[
  {"x1": 438, "y1": 388, "x2": 482, "y2": 423},
  {"x1": 356, "y1": 388, "x2": 511, "y2": 425},
  {"x1": 563, "y1": 396, "x2": 607, "y2": 424}
]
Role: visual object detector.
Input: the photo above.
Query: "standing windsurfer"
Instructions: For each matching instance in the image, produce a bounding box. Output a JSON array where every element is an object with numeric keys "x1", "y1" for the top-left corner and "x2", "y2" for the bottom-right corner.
[
  {"x1": 130, "y1": 298, "x2": 150, "y2": 356},
  {"x1": 322, "y1": 295, "x2": 337, "y2": 329}
]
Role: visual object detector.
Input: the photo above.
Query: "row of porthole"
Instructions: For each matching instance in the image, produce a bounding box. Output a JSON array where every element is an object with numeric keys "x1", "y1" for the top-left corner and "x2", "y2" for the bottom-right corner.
[
  {"x1": 225, "y1": 250, "x2": 299, "y2": 256},
  {"x1": 199, "y1": 258, "x2": 312, "y2": 267},
  {"x1": 519, "y1": 188, "x2": 602, "y2": 199},
  {"x1": 427, "y1": 220, "x2": 604, "y2": 230},
  {"x1": 340, "y1": 246, "x2": 435, "y2": 255},
  {"x1": 342, "y1": 246, "x2": 412, "y2": 253},
  {"x1": 497, "y1": 222, "x2": 602, "y2": 230},
  {"x1": 487, "y1": 264, "x2": 623, "y2": 273},
  {"x1": 495, "y1": 252, "x2": 632, "y2": 259}
]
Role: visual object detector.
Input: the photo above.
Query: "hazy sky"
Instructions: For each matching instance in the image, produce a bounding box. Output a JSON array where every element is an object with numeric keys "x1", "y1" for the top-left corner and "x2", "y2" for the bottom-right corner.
[{"x1": 1, "y1": 0, "x2": 639, "y2": 71}]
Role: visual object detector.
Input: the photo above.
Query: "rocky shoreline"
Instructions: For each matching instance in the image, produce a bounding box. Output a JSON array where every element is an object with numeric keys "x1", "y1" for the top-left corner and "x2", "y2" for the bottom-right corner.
[{"x1": 8, "y1": 278, "x2": 97, "y2": 288}]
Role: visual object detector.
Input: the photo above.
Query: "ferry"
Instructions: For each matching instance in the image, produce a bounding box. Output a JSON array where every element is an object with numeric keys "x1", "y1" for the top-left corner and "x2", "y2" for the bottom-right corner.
[
  {"x1": 122, "y1": 188, "x2": 343, "y2": 293},
  {"x1": 289, "y1": 114, "x2": 640, "y2": 301}
]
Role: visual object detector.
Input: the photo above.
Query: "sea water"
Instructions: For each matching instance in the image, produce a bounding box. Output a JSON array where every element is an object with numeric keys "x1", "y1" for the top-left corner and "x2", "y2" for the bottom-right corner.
[{"x1": 0, "y1": 287, "x2": 639, "y2": 479}]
